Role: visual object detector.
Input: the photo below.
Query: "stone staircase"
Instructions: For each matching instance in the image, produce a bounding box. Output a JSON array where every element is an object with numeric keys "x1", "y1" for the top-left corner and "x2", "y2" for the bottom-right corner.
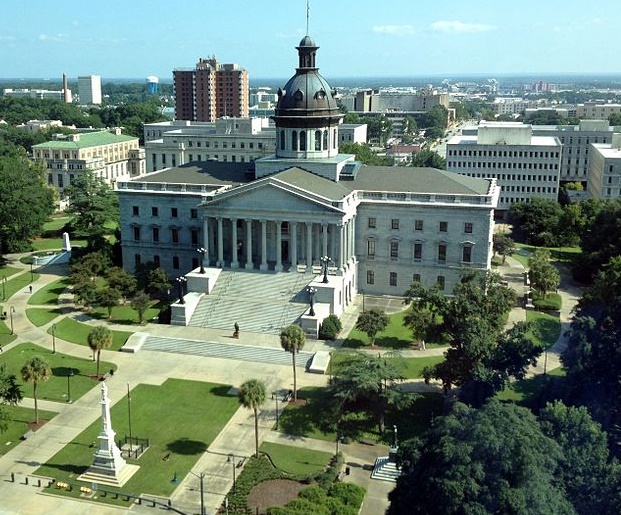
[
  {"x1": 371, "y1": 456, "x2": 401, "y2": 483},
  {"x1": 141, "y1": 335, "x2": 315, "y2": 368},
  {"x1": 189, "y1": 269, "x2": 312, "y2": 334}
]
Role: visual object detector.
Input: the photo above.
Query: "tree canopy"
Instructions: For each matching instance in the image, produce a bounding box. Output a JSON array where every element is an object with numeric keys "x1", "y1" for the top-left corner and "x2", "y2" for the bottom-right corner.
[
  {"x1": 238, "y1": 378, "x2": 267, "y2": 458},
  {"x1": 409, "y1": 149, "x2": 446, "y2": 169},
  {"x1": 280, "y1": 324, "x2": 306, "y2": 402},
  {"x1": 354, "y1": 309, "x2": 389, "y2": 345},
  {"x1": 339, "y1": 142, "x2": 390, "y2": 165},
  {"x1": 87, "y1": 326, "x2": 113, "y2": 379},
  {"x1": 21, "y1": 356, "x2": 51, "y2": 425}
]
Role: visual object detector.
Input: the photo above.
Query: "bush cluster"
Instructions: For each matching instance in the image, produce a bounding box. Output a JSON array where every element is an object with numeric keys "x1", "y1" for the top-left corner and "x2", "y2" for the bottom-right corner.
[
  {"x1": 319, "y1": 315, "x2": 342, "y2": 340},
  {"x1": 533, "y1": 292, "x2": 562, "y2": 311}
]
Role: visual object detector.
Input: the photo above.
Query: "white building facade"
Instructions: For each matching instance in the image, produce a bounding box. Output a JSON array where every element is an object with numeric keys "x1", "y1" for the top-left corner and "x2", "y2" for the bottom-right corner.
[
  {"x1": 588, "y1": 134, "x2": 621, "y2": 200},
  {"x1": 78, "y1": 75, "x2": 102, "y2": 105}
]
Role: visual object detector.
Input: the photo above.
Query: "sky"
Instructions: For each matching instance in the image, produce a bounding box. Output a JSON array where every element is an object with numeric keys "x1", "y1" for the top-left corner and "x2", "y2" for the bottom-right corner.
[{"x1": 0, "y1": 0, "x2": 618, "y2": 82}]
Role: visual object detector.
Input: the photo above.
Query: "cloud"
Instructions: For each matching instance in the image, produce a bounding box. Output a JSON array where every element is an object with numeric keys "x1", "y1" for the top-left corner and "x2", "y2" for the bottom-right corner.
[
  {"x1": 372, "y1": 25, "x2": 415, "y2": 36},
  {"x1": 38, "y1": 33, "x2": 67, "y2": 42},
  {"x1": 430, "y1": 20, "x2": 496, "y2": 33}
]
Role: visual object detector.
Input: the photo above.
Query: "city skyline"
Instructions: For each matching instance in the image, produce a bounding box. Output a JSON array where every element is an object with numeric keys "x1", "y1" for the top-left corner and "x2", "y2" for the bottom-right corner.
[{"x1": 0, "y1": 0, "x2": 618, "y2": 80}]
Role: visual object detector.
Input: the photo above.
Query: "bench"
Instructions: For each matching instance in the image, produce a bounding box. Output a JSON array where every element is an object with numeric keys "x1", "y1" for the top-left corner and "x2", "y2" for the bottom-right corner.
[{"x1": 21, "y1": 430, "x2": 35, "y2": 440}]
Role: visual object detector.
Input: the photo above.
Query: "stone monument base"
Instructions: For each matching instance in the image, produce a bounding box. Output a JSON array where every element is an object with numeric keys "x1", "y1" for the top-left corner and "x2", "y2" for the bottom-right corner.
[{"x1": 78, "y1": 464, "x2": 140, "y2": 488}]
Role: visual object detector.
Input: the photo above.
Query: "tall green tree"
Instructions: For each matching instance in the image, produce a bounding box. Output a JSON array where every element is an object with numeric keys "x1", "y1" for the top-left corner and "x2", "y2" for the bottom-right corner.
[
  {"x1": 131, "y1": 290, "x2": 151, "y2": 324},
  {"x1": 339, "y1": 142, "x2": 390, "y2": 165},
  {"x1": 87, "y1": 326, "x2": 113, "y2": 379},
  {"x1": 492, "y1": 232, "x2": 515, "y2": 264},
  {"x1": 409, "y1": 149, "x2": 446, "y2": 169},
  {"x1": 529, "y1": 249, "x2": 560, "y2": 298},
  {"x1": 105, "y1": 267, "x2": 137, "y2": 300},
  {"x1": 238, "y1": 379, "x2": 267, "y2": 458},
  {"x1": 0, "y1": 156, "x2": 55, "y2": 255},
  {"x1": 388, "y1": 401, "x2": 576, "y2": 515},
  {"x1": 355, "y1": 309, "x2": 389, "y2": 346},
  {"x1": 64, "y1": 170, "x2": 118, "y2": 249},
  {"x1": 96, "y1": 286, "x2": 122, "y2": 319},
  {"x1": 508, "y1": 198, "x2": 564, "y2": 246},
  {"x1": 20, "y1": 356, "x2": 51, "y2": 425},
  {"x1": 366, "y1": 115, "x2": 393, "y2": 145},
  {"x1": 0, "y1": 365, "x2": 24, "y2": 434},
  {"x1": 280, "y1": 324, "x2": 306, "y2": 402}
]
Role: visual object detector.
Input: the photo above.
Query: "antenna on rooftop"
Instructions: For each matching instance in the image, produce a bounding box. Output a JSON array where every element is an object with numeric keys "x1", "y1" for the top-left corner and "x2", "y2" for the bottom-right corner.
[{"x1": 306, "y1": 0, "x2": 310, "y2": 35}]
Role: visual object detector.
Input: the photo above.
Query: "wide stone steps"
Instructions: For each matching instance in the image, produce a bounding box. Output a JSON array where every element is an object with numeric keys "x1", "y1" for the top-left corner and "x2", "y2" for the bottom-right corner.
[
  {"x1": 371, "y1": 456, "x2": 401, "y2": 483},
  {"x1": 189, "y1": 269, "x2": 312, "y2": 334},
  {"x1": 141, "y1": 335, "x2": 315, "y2": 368}
]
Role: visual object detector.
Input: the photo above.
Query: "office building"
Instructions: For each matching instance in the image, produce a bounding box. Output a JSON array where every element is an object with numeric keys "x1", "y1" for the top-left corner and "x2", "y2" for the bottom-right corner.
[
  {"x1": 77, "y1": 75, "x2": 102, "y2": 105},
  {"x1": 588, "y1": 134, "x2": 621, "y2": 200}
]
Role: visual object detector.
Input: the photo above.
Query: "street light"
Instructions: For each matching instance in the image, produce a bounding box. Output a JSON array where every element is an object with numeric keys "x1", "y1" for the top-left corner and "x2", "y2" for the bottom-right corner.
[
  {"x1": 306, "y1": 286, "x2": 317, "y2": 317},
  {"x1": 393, "y1": 424, "x2": 398, "y2": 448},
  {"x1": 189, "y1": 470, "x2": 206, "y2": 515},
  {"x1": 66, "y1": 368, "x2": 73, "y2": 403},
  {"x1": 176, "y1": 276, "x2": 187, "y2": 304},
  {"x1": 197, "y1": 247, "x2": 207, "y2": 274},
  {"x1": 227, "y1": 454, "x2": 237, "y2": 492},
  {"x1": 271, "y1": 391, "x2": 280, "y2": 430},
  {"x1": 9, "y1": 306, "x2": 15, "y2": 335},
  {"x1": 52, "y1": 324, "x2": 57, "y2": 354},
  {"x1": 320, "y1": 256, "x2": 330, "y2": 283}
]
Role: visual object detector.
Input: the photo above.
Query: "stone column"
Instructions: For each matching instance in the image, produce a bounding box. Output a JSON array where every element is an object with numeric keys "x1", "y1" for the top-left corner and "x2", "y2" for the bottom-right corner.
[
  {"x1": 231, "y1": 217, "x2": 239, "y2": 269},
  {"x1": 330, "y1": 223, "x2": 336, "y2": 266},
  {"x1": 350, "y1": 215, "x2": 356, "y2": 264},
  {"x1": 245, "y1": 219, "x2": 253, "y2": 269},
  {"x1": 322, "y1": 223, "x2": 328, "y2": 258},
  {"x1": 291, "y1": 221, "x2": 298, "y2": 271},
  {"x1": 203, "y1": 217, "x2": 210, "y2": 265},
  {"x1": 217, "y1": 217, "x2": 224, "y2": 268},
  {"x1": 338, "y1": 222, "x2": 345, "y2": 270},
  {"x1": 275, "y1": 221, "x2": 283, "y2": 272},
  {"x1": 306, "y1": 221, "x2": 313, "y2": 268},
  {"x1": 260, "y1": 220, "x2": 268, "y2": 270}
]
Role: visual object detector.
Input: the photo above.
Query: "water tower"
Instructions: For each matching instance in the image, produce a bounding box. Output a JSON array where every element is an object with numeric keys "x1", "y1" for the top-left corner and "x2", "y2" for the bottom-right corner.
[{"x1": 146, "y1": 75, "x2": 159, "y2": 94}]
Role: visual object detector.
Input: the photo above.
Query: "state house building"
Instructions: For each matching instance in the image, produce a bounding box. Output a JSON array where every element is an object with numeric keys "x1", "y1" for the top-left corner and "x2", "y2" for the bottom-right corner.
[{"x1": 118, "y1": 35, "x2": 499, "y2": 317}]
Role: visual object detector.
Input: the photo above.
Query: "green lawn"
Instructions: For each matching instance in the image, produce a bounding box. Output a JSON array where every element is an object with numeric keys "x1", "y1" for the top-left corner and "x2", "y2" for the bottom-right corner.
[
  {"x1": 43, "y1": 216, "x2": 72, "y2": 233},
  {"x1": 89, "y1": 303, "x2": 161, "y2": 325},
  {"x1": 28, "y1": 277, "x2": 71, "y2": 306},
  {"x1": 260, "y1": 441, "x2": 332, "y2": 476},
  {"x1": 0, "y1": 265, "x2": 23, "y2": 280},
  {"x1": 390, "y1": 356, "x2": 445, "y2": 379},
  {"x1": 30, "y1": 238, "x2": 87, "y2": 251},
  {"x1": 46, "y1": 317, "x2": 132, "y2": 351},
  {"x1": 35, "y1": 378, "x2": 239, "y2": 501},
  {"x1": 344, "y1": 311, "x2": 445, "y2": 349},
  {"x1": 1, "y1": 343, "x2": 117, "y2": 402},
  {"x1": 526, "y1": 310, "x2": 561, "y2": 349},
  {"x1": 26, "y1": 308, "x2": 63, "y2": 327},
  {"x1": 497, "y1": 367, "x2": 566, "y2": 404},
  {"x1": 0, "y1": 406, "x2": 58, "y2": 455},
  {"x1": 0, "y1": 305, "x2": 18, "y2": 346},
  {"x1": 1, "y1": 271, "x2": 36, "y2": 301},
  {"x1": 514, "y1": 243, "x2": 581, "y2": 266}
]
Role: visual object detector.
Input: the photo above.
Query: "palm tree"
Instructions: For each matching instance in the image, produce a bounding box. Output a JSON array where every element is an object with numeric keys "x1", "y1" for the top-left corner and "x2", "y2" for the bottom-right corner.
[
  {"x1": 20, "y1": 356, "x2": 51, "y2": 424},
  {"x1": 238, "y1": 379, "x2": 267, "y2": 458},
  {"x1": 87, "y1": 326, "x2": 113, "y2": 379},
  {"x1": 280, "y1": 324, "x2": 306, "y2": 402}
]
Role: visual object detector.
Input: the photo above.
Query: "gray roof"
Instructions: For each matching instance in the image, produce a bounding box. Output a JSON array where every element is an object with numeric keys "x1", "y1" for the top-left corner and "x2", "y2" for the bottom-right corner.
[
  {"x1": 351, "y1": 165, "x2": 492, "y2": 196},
  {"x1": 272, "y1": 167, "x2": 352, "y2": 201},
  {"x1": 133, "y1": 162, "x2": 253, "y2": 187}
]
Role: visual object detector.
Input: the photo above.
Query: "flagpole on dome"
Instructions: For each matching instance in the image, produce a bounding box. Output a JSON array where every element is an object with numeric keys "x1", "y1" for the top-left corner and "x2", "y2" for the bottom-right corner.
[{"x1": 306, "y1": 0, "x2": 310, "y2": 36}]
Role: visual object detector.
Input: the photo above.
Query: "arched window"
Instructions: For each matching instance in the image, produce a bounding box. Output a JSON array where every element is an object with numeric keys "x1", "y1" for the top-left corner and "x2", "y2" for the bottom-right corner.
[
  {"x1": 300, "y1": 131, "x2": 306, "y2": 151},
  {"x1": 280, "y1": 130, "x2": 286, "y2": 150},
  {"x1": 315, "y1": 130, "x2": 321, "y2": 151},
  {"x1": 323, "y1": 130, "x2": 328, "y2": 150},
  {"x1": 292, "y1": 130, "x2": 298, "y2": 150}
]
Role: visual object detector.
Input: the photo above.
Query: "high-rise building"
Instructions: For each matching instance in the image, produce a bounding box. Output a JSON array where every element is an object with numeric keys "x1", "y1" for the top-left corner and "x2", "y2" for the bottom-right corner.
[
  {"x1": 78, "y1": 75, "x2": 102, "y2": 105},
  {"x1": 173, "y1": 57, "x2": 249, "y2": 122}
]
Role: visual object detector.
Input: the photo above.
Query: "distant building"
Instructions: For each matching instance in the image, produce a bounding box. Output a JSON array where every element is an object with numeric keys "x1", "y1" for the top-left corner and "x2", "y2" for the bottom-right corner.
[
  {"x1": 577, "y1": 102, "x2": 621, "y2": 120},
  {"x1": 77, "y1": 75, "x2": 102, "y2": 105},
  {"x1": 386, "y1": 144, "x2": 423, "y2": 165},
  {"x1": 15, "y1": 120, "x2": 75, "y2": 133},
  {"x1": 588, "y1": 134, "x2": 621, "y2": 200},
  {"x1": 32, "y1": 129, "x2": 144, "y2": 197},
  {"x1": 492, "y1": 97, "x2": 540, "y2": 116},
  {"x1": 2, "y1": 88, "x2": 63, "y2": 100},
  {"x1": 447, "y1": 121, "x2": 561, "y2": 214},
  {"x1": 173, "y1": 57, "x2": 249, "y2": 122}
]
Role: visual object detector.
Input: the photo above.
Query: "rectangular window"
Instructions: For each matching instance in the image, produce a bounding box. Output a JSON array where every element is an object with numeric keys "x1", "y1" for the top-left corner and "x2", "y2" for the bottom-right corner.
[
  {"x1": 133, "y1": 206, "x2": 139, "y2": 216},
  {"x1": 437, "y1": 275, "x2": 445, "y2": 290},
  {"x1": 438, "y1": 244, "x2": 447, "y2": 262},
  {"x1": 367, "y1": 239, "x2": 375, "y2": 257},
  {"x1": 464, "y1": 222, "x2": 473, "y2": 234},
  {"x1": 414, "y1": 220, "x2": 423, "y2": 231},
  {"x1": 152, "y1": 227, "x2": 159, "y2": 243},
  {"x1": 439, "y1": 221, "x2": 448, "y2": 232},
  {"x1": 134, "y1": 254, "x2": 141, "y2": 268},
  {"x1": 391, "y1": 219, "x2": 400, "y2": 230},
  {"x1": 366, "y1": 270, "x2": 375, "y2": 284},
  {"x1": 390, "y1": 241, "x2": 399, "y2": 259},
  {"x1": 390, "y1": 272, "x2": 398, "y2": 286},
  {"x1": 368, "y1": 217, "x2": 376, "y2": 229},
  {"x1": 133, "y1": 226, "x2": 141, "y2": 241},
  {"x1": 191, "y1": 228, "x2": 199, "y2": 245},
  {"x1": 151, "y1": 206, "x2": 158, "y2": 217},
  {"x1": 190, "y1": 209, "x2": 198, "y2": 219},
  {"x1": 462, "y1": 246, "x2": 472, "y2": 263},
  {"x1": 414, "y1": 243, "x2": 422, "y2": 260},
  {"x1": 412, "y1": 273, "x2": 421, "y2": 283},
  {"x1": 153, "y1": 255, "x2": 160, "y2": 267},
  {"x1": 172, "y1": 256, "x2": 179, "y2": 269},
  {"x1": 172, "y1": 228, "x2": 179, "y2": 244},
  {"x1": 171, "y1": 207, "x2": 178, "y2": 218}
]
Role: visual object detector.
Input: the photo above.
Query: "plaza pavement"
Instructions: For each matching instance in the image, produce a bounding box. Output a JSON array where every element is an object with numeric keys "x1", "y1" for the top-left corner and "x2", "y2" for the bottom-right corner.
[{"x1": 0, "y1": 251, "x2": 581, "y2": 514}]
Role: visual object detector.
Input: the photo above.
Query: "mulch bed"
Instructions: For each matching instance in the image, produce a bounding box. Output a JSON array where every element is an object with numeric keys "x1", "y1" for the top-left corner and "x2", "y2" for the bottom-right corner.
[
  {"x1": 27, "y1": 419, "x2": 49, "y2": 431},
  {"x1": 247, "y1": 479, "x2": 305, "y2": 513}
]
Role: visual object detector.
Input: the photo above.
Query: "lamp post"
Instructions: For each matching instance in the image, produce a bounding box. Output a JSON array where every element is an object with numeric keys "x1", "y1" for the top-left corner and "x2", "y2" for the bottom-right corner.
[
  {"x1": 271, "y1": 391, "x2": 280, "y2": 430},
  {"x1": 320, "y1": 255, "x2": 330, "y2": 283},
  {"x1": 127, "y1": 382, "x2": 133, "y2": 452},
  {"x1": 9, "y1": 306, "x2": 15, "y2": 335},
  {"x1": 197, "y1": 247, "x2": 207, "y2": 274},
  {"x1": 227, "y1": 454, "x2": 237, "y2": 492},
  {"x1": 306, "y1": 286, "x2": 317, "y2": 317},
  {"x1": 393, "y1": 424, "x2": 398, "y2": 448},
  {"x1": 30, "y1": 261, "x2": 34, "y2": 282},
  {"x1": 66, "y1": 368, "x2": 73, "y2": 403},
  {"x1": 176, "y1": 276, "x2": 187, "y2": 304},
  {"x1": 189, "y1": 470, "x2": 206, "y2": 515},
  {"x1": 52, "y1": 324, "x2": 57, "y2": 354}
]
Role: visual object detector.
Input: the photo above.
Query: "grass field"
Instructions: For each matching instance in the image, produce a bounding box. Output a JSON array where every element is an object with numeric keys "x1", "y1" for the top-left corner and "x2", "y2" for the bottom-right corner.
[
  {"x1": 0, "y1": 265, "x2": 23, "y2": 281},
  {"x1": 0, "y1": 271, "x2": 37, "y2": 301},
  {"x1": 514, "y1": 243, "x2": 581, "y2": 267},
  {"x1": 46, "y1": 317, "x2": 132, "y2": 351},
  {"x1": 497, "y1": 366, "x2": 566, "y2": 404},
  {"x1": 0, "y1": 305, "x2": 18, "y2": 346},
  {"x1": 259, "y1": 441, "x2": 332, "y2": 476},
  {"x1": 0, "y1": 406, "x2": 58, "y2": 455},
  {"x1": 26, "y1": 308, "x2": 63, "y2": 327},
  {"x1": 526, "y1": 310, "x2": 561, "y2": 349},
  {"x1": 390, "y1": 355, "x2": 445, "y2": 379},
  {"x1": 35, "y1": 378, "x2": 239, "y2": 501},
  {"x1": 30, "y1": 238, "x2": 87, "y2": 251},
  {"x1": 89, "y1": 303, "x2": 161, "y2": 325},
  {"x1": 1, "y1": 343, "x2": 116, "y2": 403},
  {"x1": 28, "y1": 277, "x2": 71, "y2": 306}
]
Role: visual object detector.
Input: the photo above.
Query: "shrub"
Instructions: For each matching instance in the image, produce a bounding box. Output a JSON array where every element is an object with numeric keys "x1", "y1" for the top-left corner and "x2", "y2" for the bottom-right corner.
[
  {"x1": 533, "y1": 292, "x2": 562, "y2": 311},
  {"x1": 324, "y1": 497, "x2": 358, "y2": 515},
  {"x1": 299, "y1": 485, "x2": 328, "y2": 504},
  {"x1": 319, "y1": 314, "x2": 342, "y2": 340},
  {"x1": 329, "y1": 482, "x2": 366, "y2": 509},
  {"x1": 316, "y1": 452, "x2": 344, "y2": 490}
]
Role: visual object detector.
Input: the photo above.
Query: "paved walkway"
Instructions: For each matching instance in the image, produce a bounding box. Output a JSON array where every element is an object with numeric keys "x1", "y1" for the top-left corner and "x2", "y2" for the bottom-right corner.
[{"x1": 0, "y1": 250, "x2": 582, "y2": 515}]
